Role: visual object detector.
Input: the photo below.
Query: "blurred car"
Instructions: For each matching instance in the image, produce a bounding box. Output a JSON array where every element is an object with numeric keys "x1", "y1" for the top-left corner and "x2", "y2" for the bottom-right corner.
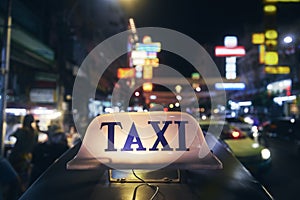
[
  {"x1": 200, "y1": 120, "x2": 272, "y2": 175},
  {"x1": 226, "y1": 117, "x2": 255, "y2": 137},
  {"x1": 262, "y1": 117, "x2": 300, "y2": 140},
  {"x1": 226, "y1": 116, "x2": 269, "y2": 147}
]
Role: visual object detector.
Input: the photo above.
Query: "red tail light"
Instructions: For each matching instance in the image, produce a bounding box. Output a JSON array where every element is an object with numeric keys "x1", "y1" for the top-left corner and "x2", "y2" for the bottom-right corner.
[
  {"x1": 231, "y1": 131, "x2": 240, "y2": 138},
  {"x1": 220, "y1": 126, "x2": 246, "y2": 140},
  {"x1": 230, "y1": 128, "x2": 245, "y2": 139}
]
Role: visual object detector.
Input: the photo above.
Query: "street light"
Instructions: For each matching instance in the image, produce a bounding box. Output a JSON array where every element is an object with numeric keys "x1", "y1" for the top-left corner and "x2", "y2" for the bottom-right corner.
[
  {"x1": 283, "y1": 36, "x2": 293, "y2": 44},
  {"x1": 281, "y1": 34, "x2": 297, "y2": 55}
]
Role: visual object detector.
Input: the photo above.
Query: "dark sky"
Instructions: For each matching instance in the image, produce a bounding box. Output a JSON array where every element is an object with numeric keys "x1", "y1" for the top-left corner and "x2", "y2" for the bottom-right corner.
[
  {"x1": 123, "y1": 0, "x2": 264, "y2": 44},
  {"x1": 122, "y1": 0, "x2": 300, "y2": 45}
]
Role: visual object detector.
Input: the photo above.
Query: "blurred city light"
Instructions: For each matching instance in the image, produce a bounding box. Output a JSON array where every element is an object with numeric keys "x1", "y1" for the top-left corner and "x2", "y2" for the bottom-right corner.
[
  {"x1": 175, "y1": 85, "x2": 182, "y2": 93},
  {"x1": 134, "y1": 91, "x2": 140, "y2": 97},
  {"x1": 263, "y1": 4, "x2": 277, "y2": 13},
  {"x1": 261, "y1": 148, "x2": 271, "y2": 160},
  {"x1": 265, "y1": 0, "x2": 300, "y2": 2},
  {"x1": 195, "y1": 86, "x2": 201, "y2": 92},
  {"x1": 149, "y1": 95, "x2": 157, "y2": 100},
  {"x1": 142, "y1": 82, "x2": 153, "y2": 92},
  {"x1": 265, "y1": 51, "x2": 278, "y2": 65},
  {"x1": 252, "y1": 33, "x2": 265, "y2": 44},
  {"x1": 215, "y1": 82, "x2": 246, "y2": 90},
  {"x1": 244, "y1": 116, "x2": 254, "y2": 124},
  {"x1": 224, "y1": 36, "x2": 238, "y2": 48},
  {"x1": 176, "y1": 95, "x2": 182, "y2": 101},
  {"x1": 214, "y1": 46, "x2": 246, "y2": 57},
  {"x1": 238, "y1": 101, "x2": 252, "y2": 106},
  {"x1": 273, "y1": 95, "x2": 296, "y2": 105},
  {"x1": 283, "y1": 36, "x2": 293, "y2": 44},
  {"x1": 265, "y1": 29, "x2": 278, "y2": 40},
  {"x1": 252, "y1": 143, "x2": 259, "y2": 148},
  {"x1": 5, "y1": 108, "x2": 27, "y2": 116},
  {"x1": 265, "y1": 66, "x2": 290, "y2": 74}
]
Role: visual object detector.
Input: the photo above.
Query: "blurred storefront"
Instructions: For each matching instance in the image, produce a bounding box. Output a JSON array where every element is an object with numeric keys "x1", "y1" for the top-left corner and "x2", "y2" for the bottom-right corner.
[
  {"x1": 0, "y1": 0, "x2": 63, "y2": 135},
  {"x1": 266, "y1": 79, "x2": 299, "y2": 118}
]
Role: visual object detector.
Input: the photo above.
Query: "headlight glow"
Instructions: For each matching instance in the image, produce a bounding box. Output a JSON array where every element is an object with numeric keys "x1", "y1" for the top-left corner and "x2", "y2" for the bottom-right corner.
[
  {"x1": 252, "y1": 132, "x2": 259, "y2": 138},
  {"x1": 251, "y1": 126, "x2": 258, "y2": 132},
  {"x1": 261, "y1": 148, "x2": 271, "y2": 160}
]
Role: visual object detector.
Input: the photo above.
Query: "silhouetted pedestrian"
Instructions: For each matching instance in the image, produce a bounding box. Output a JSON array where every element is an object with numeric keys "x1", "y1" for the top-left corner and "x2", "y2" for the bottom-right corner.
[
  {"x1": 0, "y1": 156, "x2": 22, "y2": 200},
  {"x1": 8, "y1": 114, "x2": 39, "y2": 191},
  {"x1": 29, "y1": 120, "x2": 69, "y2": 185}
]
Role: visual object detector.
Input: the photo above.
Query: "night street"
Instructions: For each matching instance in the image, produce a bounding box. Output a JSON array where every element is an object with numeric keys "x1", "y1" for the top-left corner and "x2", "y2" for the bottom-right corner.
[
  {"x1": 253, "y1": 137, "x2": 300, "y2": 200},
  {"x1": 1, "y1": 0, "x2": 300, "y2": 199}
]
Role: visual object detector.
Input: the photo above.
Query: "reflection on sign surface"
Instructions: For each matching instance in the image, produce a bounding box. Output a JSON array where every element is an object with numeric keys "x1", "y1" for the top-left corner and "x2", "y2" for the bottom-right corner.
[{"x1": 67, "y1": 112, "x2": 222, "y2": 170}]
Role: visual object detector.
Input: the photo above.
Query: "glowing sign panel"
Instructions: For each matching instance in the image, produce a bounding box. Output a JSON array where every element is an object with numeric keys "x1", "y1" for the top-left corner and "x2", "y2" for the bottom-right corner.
[
  {"x1": 131, "y1": 51, "x2": 157, "y2": 59},
  {"x1": 215, "y1": 46, "x2": 246, "y2": 57},
  {"x1": 259, "y1": 45, "x2": 265, "y2": 64},
  {"x1": 265, "y1": 30, "x2": 278, "y2": 40},
  {"x1": 143, "y1": 82, "x2": 153, "y2": 92},
  {"x1": 215, "y1": 82, "x2": 246, "y2": 90},
  {"x1": 135, "y1": 43, "x2": 161, "y2": 52},
  {"x1": 117, "y1": 68, "x2": 135, "y2": 79},
  {"x1": 67, "y1": 112, "x2": 222, "y2": 170},
  {"x1": 224, "y1": 36, "x2": 238, "y2": 48},
  {"x1": 264, "y1": 5, "x2": 277, "y2": 13},
  {"x1": 131, "y1": 50, "x2": 147, "y2": 59},
  {"x1": 265, "y1": 51, "x2": 278, "y2": 65},
  {"x1": 265, "y1": 66, "x2": 290, "y2": 74},
  {"x1": 252, "y1": 33, "x2": 265, "y2": 44},
  {"x1": 131, "y1": 58, "x2": 159, "y2": 67}
]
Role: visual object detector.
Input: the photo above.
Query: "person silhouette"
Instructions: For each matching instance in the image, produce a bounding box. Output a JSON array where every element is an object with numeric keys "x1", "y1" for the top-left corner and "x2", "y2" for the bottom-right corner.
[
  {"x1": 29, "y1": 120, "x2": 69, "y2": 185},
  {"x1": 8, "y1": 114, "x2": 39, "y2": 191},
  {"x1": 0, "y1": 156, "x2": 22, "y2": 200}
]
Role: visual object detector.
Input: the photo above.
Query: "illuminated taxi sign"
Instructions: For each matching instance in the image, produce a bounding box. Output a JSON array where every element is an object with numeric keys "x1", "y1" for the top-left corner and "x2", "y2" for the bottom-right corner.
[{"x1": 67, "y1": 112, "x2": 222, "y2": 170}]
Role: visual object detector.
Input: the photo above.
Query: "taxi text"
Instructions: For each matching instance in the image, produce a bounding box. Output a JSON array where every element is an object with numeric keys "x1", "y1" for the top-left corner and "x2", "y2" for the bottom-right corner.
[{"x1": 100, "y1": 121, "x2": 189, "y2": 152}]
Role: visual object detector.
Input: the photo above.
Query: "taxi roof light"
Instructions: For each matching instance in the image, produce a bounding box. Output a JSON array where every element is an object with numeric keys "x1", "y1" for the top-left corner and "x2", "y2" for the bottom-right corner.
[{"x1": 67, "y1": 112, "x2": 223, "y2": 171}]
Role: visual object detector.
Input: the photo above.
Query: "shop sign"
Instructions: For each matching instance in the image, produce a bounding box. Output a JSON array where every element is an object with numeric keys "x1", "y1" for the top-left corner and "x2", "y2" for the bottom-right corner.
[{"x1": 30, "y1": 88, "x2": 56, "y2": 103}]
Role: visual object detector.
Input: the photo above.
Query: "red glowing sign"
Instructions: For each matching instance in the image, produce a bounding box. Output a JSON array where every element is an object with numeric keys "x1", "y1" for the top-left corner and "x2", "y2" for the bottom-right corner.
[{"x1": 215, "y1": 46, "x2": 246, "y2": 57}]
